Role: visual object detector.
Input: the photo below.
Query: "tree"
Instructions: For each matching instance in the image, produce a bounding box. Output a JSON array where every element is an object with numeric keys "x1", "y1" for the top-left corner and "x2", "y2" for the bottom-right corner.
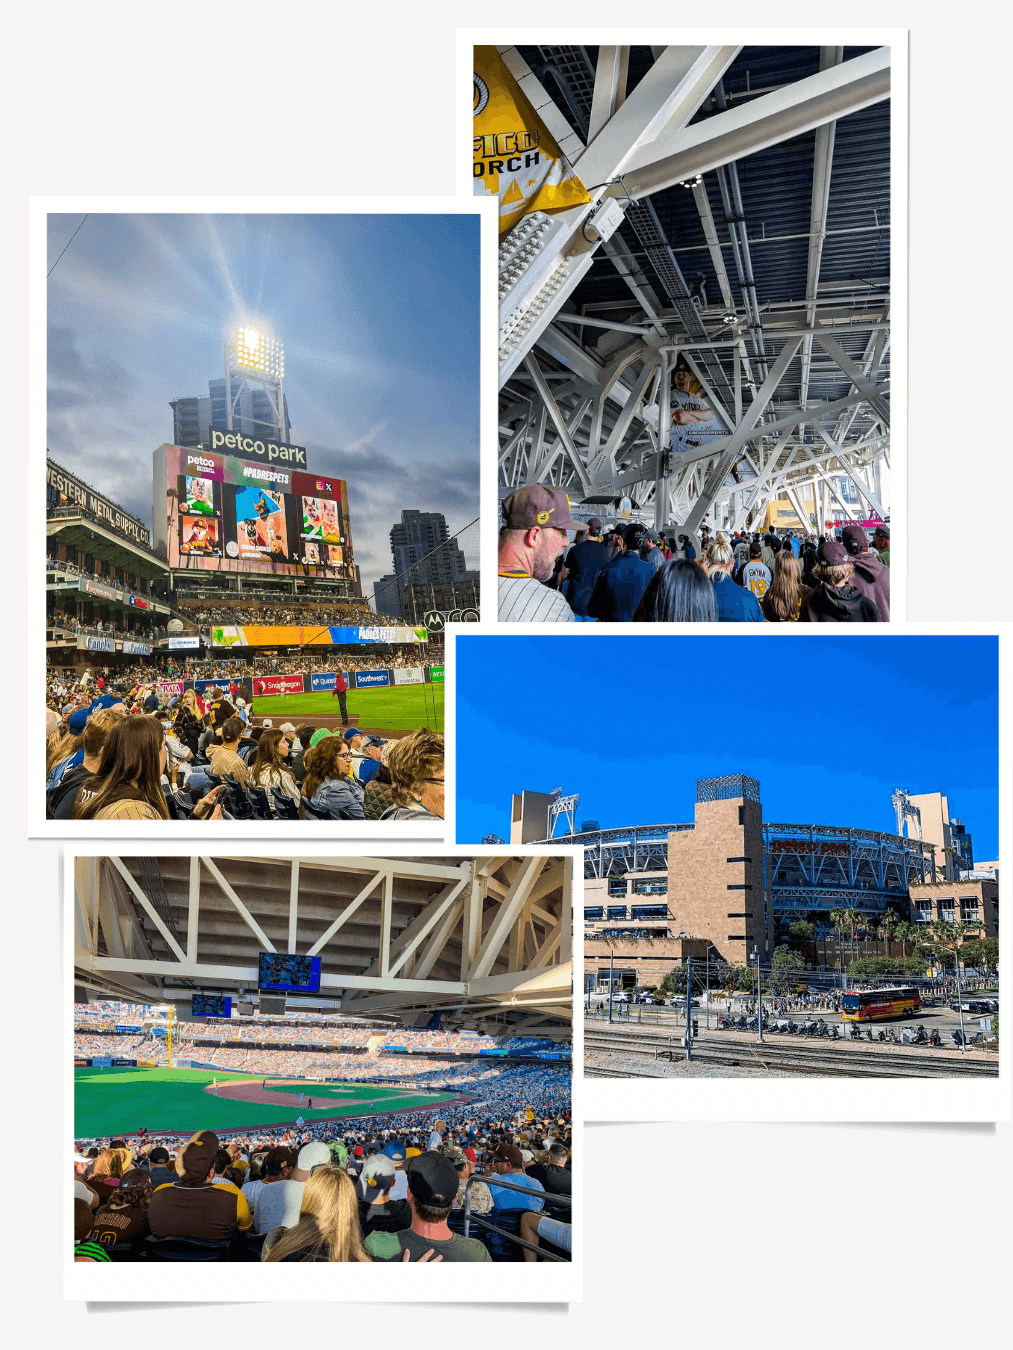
[
  {"x1": 879, "y1": 908, "x2": 899, "y2": 956},
  {"x1": 789, "y1": 919, "x2": 816, "y2": 966},
  {"x1": 848, "y1": 955, "x2": 925, "y2": 979},
  {"x1": 829, "y1": 907, "x2": 849, "y2": 967},
  {"x1": 769, "y1": 945, "x2": 808, "y2": 994},
  {"x1": 893, "y1": 918, "x2": 917, "y2": 957},
  {"x1": 959, "y1": 938, "x2": 998, "y2": 975}
]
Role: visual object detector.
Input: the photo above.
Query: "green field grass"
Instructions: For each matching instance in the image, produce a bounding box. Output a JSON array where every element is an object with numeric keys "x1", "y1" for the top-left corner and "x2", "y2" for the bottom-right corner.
[
  {"x1": 252, "y1": 683, "x2": 443, "y2": 730},
  {"x1": 74, "y1": 1066, "x2": 458, "y2": 1138}
]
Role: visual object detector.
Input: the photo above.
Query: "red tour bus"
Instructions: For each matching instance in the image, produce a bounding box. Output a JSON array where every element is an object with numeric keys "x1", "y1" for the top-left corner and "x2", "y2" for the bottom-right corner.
[{"x1": 841, "y1": 986, "x2": 922, "y2": 1022}]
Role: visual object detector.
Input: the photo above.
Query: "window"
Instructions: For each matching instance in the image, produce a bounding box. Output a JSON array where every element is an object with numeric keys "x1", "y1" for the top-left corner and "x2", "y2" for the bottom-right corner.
[
  {"x1": 726, "y1": 912, "x2": 752, "y2": 919},
  {"x1": 726, "y1": 857, "x2": 751, "y2": 864},
  {"x1": 726, "y1": 884, "x2": 752, "y2": 890},
  {"x1": 727, "y1": 934, "x2": 747, "y2": 941},
  {"x1": 738, "y1": 806, "x2": 745, "y2": 825}
]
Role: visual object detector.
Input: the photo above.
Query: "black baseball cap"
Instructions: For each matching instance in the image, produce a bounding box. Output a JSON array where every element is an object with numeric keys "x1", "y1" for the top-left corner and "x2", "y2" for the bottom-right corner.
[{"x1": 405, "y1": 1151, "x2": 458, "y2": 1207}]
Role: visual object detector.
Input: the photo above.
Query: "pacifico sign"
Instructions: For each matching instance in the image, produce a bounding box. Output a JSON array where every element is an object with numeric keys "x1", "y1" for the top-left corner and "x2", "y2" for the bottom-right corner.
[{"x1": 209, "y1": 427, "x2": 308, "y2": 468}]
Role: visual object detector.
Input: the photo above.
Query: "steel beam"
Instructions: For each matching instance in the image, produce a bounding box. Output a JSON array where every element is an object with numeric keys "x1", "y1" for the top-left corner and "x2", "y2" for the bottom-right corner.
[
  {"x1": 800, "y1": 47, "x2": 843, "y2": 409},
  {"x1": 681, "y1": 337, "x2": 801, "y2": 533},
  {"x1": 623, "y1": 48, "x2": 891, "y2": 199},
  {"x1": 587, "y1": 45, "x2": 629, "y2": 143},
  {"x1": 816, "y1": 332, "x2": 891, "y2": 428},
  {"x1": 523, "y1": 355, "x2": 592, "y2": 493},
  {"x1": 110, "y1": 857, "x2": 187, "y2": 963}
]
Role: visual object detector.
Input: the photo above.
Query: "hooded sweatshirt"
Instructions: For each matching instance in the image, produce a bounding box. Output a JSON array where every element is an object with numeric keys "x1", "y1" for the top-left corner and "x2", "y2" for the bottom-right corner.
[
  {"x1": 846, "y1": 548, "x2": 890, "y2": 621},
  {"x1": 802, "y1": 583, "x2": 879, "y2": 623}
]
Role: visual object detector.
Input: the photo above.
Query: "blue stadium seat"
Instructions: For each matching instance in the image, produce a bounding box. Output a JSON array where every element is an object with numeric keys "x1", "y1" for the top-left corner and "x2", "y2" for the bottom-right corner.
[
  {"x1": 301, "y1": 796, "x2": 331, "y2": 821},
  {"x1": 144, "y1": 1234, "x2": 233, "y2": 1262}
]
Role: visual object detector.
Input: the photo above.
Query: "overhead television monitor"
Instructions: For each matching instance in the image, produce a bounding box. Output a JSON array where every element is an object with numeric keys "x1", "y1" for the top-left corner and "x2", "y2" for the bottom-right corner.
[
  {"x1": 258, "y1": 952, "x2": 322, "y2": 994},
  {"x1": 191, "y1": 993, "x2": 232, "y2": 1019}
]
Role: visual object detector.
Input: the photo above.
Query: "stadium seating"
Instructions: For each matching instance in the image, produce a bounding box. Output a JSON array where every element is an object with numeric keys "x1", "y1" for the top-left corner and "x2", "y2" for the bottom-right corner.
[{"x1": 145, "y1": 1234, "x2": 234, "y2": 1262}]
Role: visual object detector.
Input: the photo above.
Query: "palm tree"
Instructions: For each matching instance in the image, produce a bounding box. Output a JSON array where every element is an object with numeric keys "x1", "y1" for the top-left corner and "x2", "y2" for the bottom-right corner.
[
  {"x1": 844, "y1": 907, "x2": 863, "y2": 964},
  {"x1": 830, "y1": 907, "x2": 849, "y2": 972},
  {"x1": 880, "y1": 909, "x2": 899, "y2": 957},
  {"x1": 893, "y1": 918, "x2": 915, "y2": 958}
]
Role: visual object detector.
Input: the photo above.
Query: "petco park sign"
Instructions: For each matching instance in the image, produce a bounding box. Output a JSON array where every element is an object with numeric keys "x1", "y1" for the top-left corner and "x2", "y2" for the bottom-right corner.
[{"x1": 209, "y1": 427, "x2": 308, "y2": 468}]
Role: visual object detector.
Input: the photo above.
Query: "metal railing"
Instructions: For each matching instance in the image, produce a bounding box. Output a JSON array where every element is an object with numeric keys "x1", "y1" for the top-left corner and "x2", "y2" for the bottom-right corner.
[{"x1": 463, "y1": 1173, "x2": 570, "y2": 1261}]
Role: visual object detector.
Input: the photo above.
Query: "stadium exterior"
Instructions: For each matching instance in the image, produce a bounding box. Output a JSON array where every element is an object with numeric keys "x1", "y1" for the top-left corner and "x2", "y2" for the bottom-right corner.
[{"x1": 511, "y1": 775, "x2": 950, "y2": 979}]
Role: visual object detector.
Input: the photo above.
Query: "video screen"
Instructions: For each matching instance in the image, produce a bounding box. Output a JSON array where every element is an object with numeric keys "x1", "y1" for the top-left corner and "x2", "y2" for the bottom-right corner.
[
  {"x1": 301, "y1": 496, "x2": 341, "y2": 542},
  {"x1": 184, "y1": 476, "x2": 219, "y2": 516},
  {"x1": 301, "y1": 540, "x2": 321, "y2": 564},
  {"x1": 180, "y1": 515, "x2": 222, "y2": 556},
  {"x1": 231, "y1": 485, "x2": 289, "y2": 560},
  {"x1": 192, "y1": 993, "x2": 232, "y2": 1019},
  {"x1": 325, "y1": 543, "x2": 343, "y2": 564},
  {"x1": 258, "y1": 952, "x2": 322, "y2": 993}
]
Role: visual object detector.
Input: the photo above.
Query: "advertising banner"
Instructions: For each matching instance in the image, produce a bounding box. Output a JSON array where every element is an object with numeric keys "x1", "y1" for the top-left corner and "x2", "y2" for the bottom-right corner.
[
  {"x1": 393, "y1": 667, "x2": 424, "y2": 685},
  {"x1": 828, "y1": 517, "x2": 885, "y2": 530},
  {"x1": 75, "y1": 1058, "x2": 91, "y2": 1067},
  {"x1": 137, "y1": 1060, "x2": 157, "y2": 1068},
  {"x1": 122, "y1": 641, "x2": 151, "y2": 656},
  {"x1": 213, "y1": 624, "x2": 424, "y2": 647},
  {"x1": 354, "y1": 669, "x2": 391, "y2": 688},
  {"x1": 111, "y1": 1057, "x2": 137, "y2": 1067},
  {"x1": 168, "y1": 636, "x2": 201, "y2": 650},
  {"x1": 251, "y1": 674, "x2": 304, "y2": 697},
  {"x1": 91, "y1": 1057, "x2": 113, "y2": 1066},
  {"x1": 77, "y1": 635, "x2": 116, "y2": 652},
  {"x1": 114, "y1": 1025, "x2": 140, "y2": 1033},
  {"x1": 310, "y1": 672, "x2": 337, "y2": 691},
  {"x1": 193, "y1": 678, "x2": 232, "y2": 693},
  {"x1": 473, "y1": 45, "x2": 591, "y2": 236},
  {"x1": 79, "y1": 577, "x2": 119, "y2": 599},
  {"x1": 429, "y1": 666, "x2": 445, "y2": 683},
  {"x1": 48, "y1": 459, "x2": 151, "y2": 547},
  {"x1": 153, "y1": 681, "x2": 185, "y2": 700},
  {"x1": 129, "y1": 595, "x2": 150, "y2": 609}
]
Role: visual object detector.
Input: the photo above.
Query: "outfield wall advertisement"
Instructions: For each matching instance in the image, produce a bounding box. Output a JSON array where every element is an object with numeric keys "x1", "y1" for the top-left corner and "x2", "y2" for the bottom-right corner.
[
  {"x1": 429, "y1": 666, "x2": 445, "y2": 682},
  {"x1": 252, "y1": 674, "x2": 305, "y2": 697},
  {"x1": 393, "y1": 667, "x2": 424, "y2": 685},
  {"x1": 354, "y1": 670, "x2": 391, "y2": 688},
  {"x1": 212, "y1": 624, "x2": 427, "y2": 647}
]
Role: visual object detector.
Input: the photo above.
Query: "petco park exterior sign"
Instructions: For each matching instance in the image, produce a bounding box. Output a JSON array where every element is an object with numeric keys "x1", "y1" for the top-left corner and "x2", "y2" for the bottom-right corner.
[{"x1": 208, "y1": 427, "x2": 308, "y2": 468}]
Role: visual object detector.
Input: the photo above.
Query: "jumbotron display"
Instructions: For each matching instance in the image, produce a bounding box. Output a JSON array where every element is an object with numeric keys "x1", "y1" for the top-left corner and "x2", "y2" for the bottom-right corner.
[
  {"x1": 191, "y1": 994, "x2": 232, "y2": 1019},
  {"x1": 258, "y1": 952, "x2": 322, "y2": 994},
  {"x1": 152, "y1": 443, "x2": 354, "y2": 580}
]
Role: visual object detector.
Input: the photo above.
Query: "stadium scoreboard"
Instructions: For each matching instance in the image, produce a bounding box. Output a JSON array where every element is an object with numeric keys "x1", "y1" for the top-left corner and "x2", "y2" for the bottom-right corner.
[
  {"x1": 258, "y1": 952, "x2": 322, "y2": 994},
  {"x1": 152, "y1": 442, "x2": 354, "y2": 581}
]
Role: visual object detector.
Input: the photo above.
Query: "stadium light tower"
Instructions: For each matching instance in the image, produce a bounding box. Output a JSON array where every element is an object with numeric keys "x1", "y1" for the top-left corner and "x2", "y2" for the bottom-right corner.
[{"x1": 224, "y1": 324, "x2": 287, "y2": 439}]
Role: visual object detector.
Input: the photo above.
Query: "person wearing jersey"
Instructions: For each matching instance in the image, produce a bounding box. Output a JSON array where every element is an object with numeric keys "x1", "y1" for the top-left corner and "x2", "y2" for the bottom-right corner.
[
  {"x1": 498, "y1": 485, "x2": 577, "y2": 622},
  {"x1": 738, "y1": 542, "x2": 772, "y2": 600}
]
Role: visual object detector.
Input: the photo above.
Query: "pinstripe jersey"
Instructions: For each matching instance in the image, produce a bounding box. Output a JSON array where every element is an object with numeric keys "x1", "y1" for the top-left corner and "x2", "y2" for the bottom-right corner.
[{"x1": 498, "y1": 575, "x2": 575, "y2": 622}]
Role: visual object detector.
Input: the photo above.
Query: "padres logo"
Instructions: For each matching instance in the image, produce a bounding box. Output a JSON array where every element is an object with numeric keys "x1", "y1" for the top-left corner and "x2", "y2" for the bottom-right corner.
[
  {"x1": 474, "y1": 73, "x2": 489, "y2": 116},
  {"x1": 536, "y1": 510, "x2": 551, "y2": 525}
]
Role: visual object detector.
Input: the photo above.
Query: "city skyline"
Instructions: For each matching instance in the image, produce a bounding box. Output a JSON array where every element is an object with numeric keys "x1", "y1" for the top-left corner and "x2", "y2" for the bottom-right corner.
[
  {"x1": 46, "y1": 211, "x2": 481, "y2": 600},
  {"x1": 455, "y1": 634, "x2": 1001, "y2": 858}
]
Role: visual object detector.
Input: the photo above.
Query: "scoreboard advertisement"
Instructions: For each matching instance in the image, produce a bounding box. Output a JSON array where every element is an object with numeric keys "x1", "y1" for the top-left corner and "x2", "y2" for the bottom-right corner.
[{"x1": 155, "y1": 443, "x2": 354, "y2": 580}]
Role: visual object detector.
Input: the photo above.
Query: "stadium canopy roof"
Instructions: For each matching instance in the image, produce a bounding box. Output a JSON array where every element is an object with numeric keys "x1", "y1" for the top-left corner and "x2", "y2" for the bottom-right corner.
[
  {"x1": 497, "y1": 43, "x2": 891, "y2": 534},
  {"x1": 75, "y1": 855, "x2": 573, "y2": 1040},
  {"x1": 47, "y1": 513, "x2": 169, "y2": 580}
]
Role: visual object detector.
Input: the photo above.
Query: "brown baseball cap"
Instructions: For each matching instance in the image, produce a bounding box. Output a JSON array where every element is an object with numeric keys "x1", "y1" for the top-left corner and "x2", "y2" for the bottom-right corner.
[
  {"x1": 502, "y1": 485, "x2": 580, "y2": 532},
  {"x1": 494, "y1": 1142, "x2": 524, "y2": 1168}
]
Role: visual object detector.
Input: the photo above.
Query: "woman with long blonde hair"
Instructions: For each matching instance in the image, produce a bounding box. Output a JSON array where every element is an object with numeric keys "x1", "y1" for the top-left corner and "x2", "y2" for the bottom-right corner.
[{"x1": 262, "y1": 1166, "x2": 371, "y2": 1263}]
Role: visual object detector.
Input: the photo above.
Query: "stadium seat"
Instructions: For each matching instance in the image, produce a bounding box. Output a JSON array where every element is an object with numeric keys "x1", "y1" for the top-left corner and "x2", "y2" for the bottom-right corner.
[
  {"x1": 247, "y1": 786, "x2": 273, "y2": 817},
  {"x1": 300, "y1": 796, "x2": 331, "y2": 821},
  {"x1": 223, "y1": 777, "x2": 255, "y2": 819},
  {"x1": 472, "y1": 1208, "x2": 525, "y2": 1263},
  {"x1": 270, "y1": 787, "x2": 301, "y2": 820},
  {"x1": 144, "y1": 1234, "x2": 233, "y2": 1262},
  {"x1": 242, "y1": 1230, "x2": 267, "y2": 1261}
]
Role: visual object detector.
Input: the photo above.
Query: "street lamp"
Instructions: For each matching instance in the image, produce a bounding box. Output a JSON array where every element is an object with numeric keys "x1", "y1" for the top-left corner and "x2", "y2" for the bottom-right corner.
[{"x1": 751, "y1": 947, "x2": 764, "y2": 1043}]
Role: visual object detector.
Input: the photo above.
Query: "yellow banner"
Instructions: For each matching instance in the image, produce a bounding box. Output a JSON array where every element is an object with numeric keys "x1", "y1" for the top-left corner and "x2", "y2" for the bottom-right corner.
[
  {"x1": 764, "y1": 497, "x2": 815, "y2": 533},
  {"x1": 473, "y1": 46, "x2": 591, "y2": 237}
]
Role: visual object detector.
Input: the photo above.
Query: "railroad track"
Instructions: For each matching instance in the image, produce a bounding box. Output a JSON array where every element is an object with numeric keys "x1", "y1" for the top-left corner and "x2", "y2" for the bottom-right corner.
[{"x1": 584, "y1": 1026, "x2": 999, "y2": 1078}]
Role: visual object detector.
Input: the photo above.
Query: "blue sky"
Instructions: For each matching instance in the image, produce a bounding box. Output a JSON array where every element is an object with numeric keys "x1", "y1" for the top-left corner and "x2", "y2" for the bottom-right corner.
[
  {"x1": 46, "y1": 212, "x2": 480, "y2": 598},
  {"x1": 456, "y1": 634, "x2": 1000, "y2": 858}
]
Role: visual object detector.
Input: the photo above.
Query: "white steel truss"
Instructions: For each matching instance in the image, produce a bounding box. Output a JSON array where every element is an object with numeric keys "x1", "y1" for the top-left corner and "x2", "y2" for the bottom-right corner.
[{"x1": 75, "y1": 855, "x2": 573, "y2": 1035}]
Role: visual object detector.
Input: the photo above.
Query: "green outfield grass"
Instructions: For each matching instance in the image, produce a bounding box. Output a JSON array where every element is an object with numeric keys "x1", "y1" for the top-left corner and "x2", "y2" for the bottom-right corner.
[
  {"x1": 252, "y1": 683, "x2": 443, "y2": 730},
  {"x1": 74, "y1": 1066, "x2": 458, "y2": 1138}
]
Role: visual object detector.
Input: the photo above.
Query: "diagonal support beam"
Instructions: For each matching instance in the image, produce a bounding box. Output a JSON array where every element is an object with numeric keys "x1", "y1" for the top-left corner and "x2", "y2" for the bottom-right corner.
[
  {"x1": 110, "y1": 857, "x2": 186, "y2": 963},
  {"x1": 385, "y1": 879, "x2": 468, "y2": 979},
  {"x1": 201, "y1": 858, "x2": 276, "y2": 952},
  {"x1": 468, "y1": 856, "x2": 545, "y2": 980},
  {"x1": 624, "y1": 47, "x2": 890, "y2": 199},
  {"x1": 523, "y1": 355, "x2": 592, "y2": 494},
  {"x1": 304, "y1": 869, "x2": 385, "y2": 958},
  {"x1": 816, "y1": 332, "x2": 891, "y2": 427},
  {"x1": 681, "y1": 337, "x2": 802, "y2": 533}
]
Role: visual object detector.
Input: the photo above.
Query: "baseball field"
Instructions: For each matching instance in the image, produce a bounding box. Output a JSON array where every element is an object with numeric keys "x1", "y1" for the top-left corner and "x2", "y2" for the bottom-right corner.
[
  {"x1": 251, "y1": 683, "x2": 443, "y2": 730},
  {"x1": 75, "y1": 1066, "x2": 460, "y2": 1138}
]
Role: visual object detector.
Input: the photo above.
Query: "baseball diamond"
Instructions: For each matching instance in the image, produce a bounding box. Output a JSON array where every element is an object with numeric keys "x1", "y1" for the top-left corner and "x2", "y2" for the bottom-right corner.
[{"x1": 75, "y1": 1065, "x2": 463, "y2": 1138}]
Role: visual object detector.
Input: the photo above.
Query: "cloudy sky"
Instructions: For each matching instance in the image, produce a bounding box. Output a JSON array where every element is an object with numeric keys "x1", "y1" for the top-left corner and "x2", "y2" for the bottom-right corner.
[{"x1": 46, "y1": 212, "x2": 480, "y2": 600}]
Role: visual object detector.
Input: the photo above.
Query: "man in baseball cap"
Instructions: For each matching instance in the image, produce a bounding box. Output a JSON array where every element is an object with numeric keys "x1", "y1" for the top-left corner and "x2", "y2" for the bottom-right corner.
[
  {"x1": 802, "y1": 538, "x2": 880, "y2": 622},
  {"x1": 147, "y1": 1130, "x2": 253, "y2": 1241},
  {"x1": 498, "y1": 485, "x2": 578, "y2": 623},
  {"x1": 840, "y1": 523, "x2": 889, "y2": 620},
  {"x1": 362, "y1": 1152, "x2": 492, "y2": 1262},
  {"x1": 871, "y1": 523, "x2": 890, "y2": 567},
  {"x1": 254, "y1": 1140, "x2": 330, "y2": 1236}
]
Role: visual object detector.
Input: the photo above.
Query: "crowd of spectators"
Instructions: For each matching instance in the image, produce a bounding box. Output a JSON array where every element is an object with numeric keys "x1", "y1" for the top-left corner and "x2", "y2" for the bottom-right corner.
[
  {"x1": 46, "y1": 670, "x2": 445, "y2": 822},
  {"x1": 498, "y1": 484, "x2": 890, "y2": 623},
  {"x1": 173, "y1": 600, "x2": 375, "y2": 627}
]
